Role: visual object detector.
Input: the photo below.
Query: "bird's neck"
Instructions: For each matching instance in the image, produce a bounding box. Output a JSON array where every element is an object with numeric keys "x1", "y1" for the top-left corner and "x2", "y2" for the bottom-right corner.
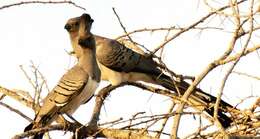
[
  {"x1": 78, "y1": 48, "x2": 101, "y2": 82},
  {"x1": 70, "y1": 35, "x2": 82, "y2": 59}
]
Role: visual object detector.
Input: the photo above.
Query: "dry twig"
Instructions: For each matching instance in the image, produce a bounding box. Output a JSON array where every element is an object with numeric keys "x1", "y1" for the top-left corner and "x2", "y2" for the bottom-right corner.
[{"x1": 0, "y1": 1, "x2": 85, "y2": 11}]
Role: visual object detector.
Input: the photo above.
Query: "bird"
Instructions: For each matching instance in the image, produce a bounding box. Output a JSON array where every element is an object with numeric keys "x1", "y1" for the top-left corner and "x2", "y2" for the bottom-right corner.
[
  {"x1": 65, "y1": 14, "x2": 235, "y2": 128},
  {"x1": 24, "y1": 13, "x2": 101, "y2": 139}
]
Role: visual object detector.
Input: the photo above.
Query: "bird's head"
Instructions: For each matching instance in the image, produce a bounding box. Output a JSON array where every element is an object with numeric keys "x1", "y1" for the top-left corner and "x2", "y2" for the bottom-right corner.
[
  {"x1": 77, "y1": 13, "x2": 95, "y2": 48},
  {"x1": 65, "y1": 13, "x2": 95, "y2": 56},
  {"x1": 64, "y1": 13, "x2": 94, "y2": 40}
]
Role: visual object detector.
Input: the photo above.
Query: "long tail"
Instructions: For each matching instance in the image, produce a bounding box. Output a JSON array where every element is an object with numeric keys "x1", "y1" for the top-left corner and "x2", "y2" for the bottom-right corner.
[
  {"x1": 153, "y1": 74, "x2": 234, "y2": 128},
  {"x1": 24, "y1": 123, "x2": 44, "y2": 139}
]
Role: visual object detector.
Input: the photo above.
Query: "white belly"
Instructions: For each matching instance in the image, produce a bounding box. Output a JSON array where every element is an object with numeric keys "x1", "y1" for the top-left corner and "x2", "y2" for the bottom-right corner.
[
  {"x1": 98, "y1": 61, "x2": 123, "y2": 85},
  {"x1": 98, "y1": 61, "x2": 154, "y2": 85}
]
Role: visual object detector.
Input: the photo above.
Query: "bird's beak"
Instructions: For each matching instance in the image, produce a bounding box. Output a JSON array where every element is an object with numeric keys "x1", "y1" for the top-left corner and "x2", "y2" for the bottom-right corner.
[{"x1": 64, "y1": 24, "x2": 71, "y2": 31}]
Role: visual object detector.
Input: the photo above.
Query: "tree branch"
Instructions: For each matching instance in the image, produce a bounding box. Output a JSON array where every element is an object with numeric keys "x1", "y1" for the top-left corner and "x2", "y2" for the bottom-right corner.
[
  {"x1": 0, "y1": 1, "x2": 85, "y2": 11},
  {"x1": 13, "y1": 123, "x2": 156, "y2": 139},
  {"x1": 171, "y1": 1, "x2": 243, "y2": 136},
  {"x1": 0, "y1": 85, "x2": 37, "y2": 110}
]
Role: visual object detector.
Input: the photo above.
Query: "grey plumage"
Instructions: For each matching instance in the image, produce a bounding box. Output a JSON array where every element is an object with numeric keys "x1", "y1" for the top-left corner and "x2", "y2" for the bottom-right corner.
[
  {"x1": 98, "y1": 36, "x2": 163, "y2": 72},
  {"x1": 65, "y1": 15, "x2": 235, "y2": 128},
  {"x1": 24, "y1": 13, "x2": 100, "y2": 139}
]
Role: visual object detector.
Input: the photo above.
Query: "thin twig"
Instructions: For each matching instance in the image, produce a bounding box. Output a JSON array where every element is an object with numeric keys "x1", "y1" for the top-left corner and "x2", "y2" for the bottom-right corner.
[
  {"x1": 98, "y1": 117, "x2": 123, "y2": 126},
  {"x1": 151, "y1": 0, "x2": 247, "y2": 55},
  {"x1": 233, "y1": 71, "x2": 260, "y2": 80},
  {"x1": 32, "y1": 63, "x2": 50, "y2": 92},
  {"x1": 0, "y1": 85, "x2": 37, "y2": 110},
  {"x1": 155, "y1": 101, "x2": 175, "y2": 138},
  {"x1": 213, "y1": 0, "x2": 254, "y2": 136},
  {"x1": 0, "y1": 1, "x2": 85, "y2": 11},
  {"x1": 171, "y1": 1, "x2": 243, "y2": 137},
  {"x1": 115, "y1": 26, "x2": 225, "y2": 40},
  {"x1": 183, "y1": 124, "x2": 213, "y2": 139},
  {"x1": 112, "y1": 7, "x2": 151, "y2": 53},
  {"x1": 0, "y1": 101, "x2": 32, "y2": 122},
  {"x1": 19, "y1": 65, "x2": 36, "y2": 90}
]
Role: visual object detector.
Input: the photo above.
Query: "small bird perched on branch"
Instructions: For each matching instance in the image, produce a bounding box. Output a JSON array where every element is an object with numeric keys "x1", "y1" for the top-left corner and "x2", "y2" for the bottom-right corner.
[
  {"x1": 24, "y1": 13, "x2": 101, "y2": 139},
  {"x1": 65, "y1": 14, "x2": 235, "y2": 128}
]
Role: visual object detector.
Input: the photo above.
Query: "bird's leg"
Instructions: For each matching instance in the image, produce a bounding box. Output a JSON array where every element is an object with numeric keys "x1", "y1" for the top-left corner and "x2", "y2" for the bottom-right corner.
[
  {"x1": 73, "y1": 126, "x2": 86, "y2": 139},
  {"x1": 61, "y1": 113, "x2": 87, "y2": 139},
  {"x1": 56, "y1": 115, "x2": 73, "y2": 134}
]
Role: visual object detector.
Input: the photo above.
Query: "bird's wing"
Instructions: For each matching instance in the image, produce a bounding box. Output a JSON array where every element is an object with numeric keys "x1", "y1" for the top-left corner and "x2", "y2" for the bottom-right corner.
[
  {"x1": 33, "y1": 65, "x2": 90, "y2": 128},
  {"x1": 95, "y1": 36, "x2": 161, "y2": 75}
]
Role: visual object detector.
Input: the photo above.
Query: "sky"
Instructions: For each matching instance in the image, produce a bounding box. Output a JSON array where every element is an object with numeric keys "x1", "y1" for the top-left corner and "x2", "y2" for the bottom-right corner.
[{"x1": 0, "y1": 0, "x2": 259, "y2": 138}]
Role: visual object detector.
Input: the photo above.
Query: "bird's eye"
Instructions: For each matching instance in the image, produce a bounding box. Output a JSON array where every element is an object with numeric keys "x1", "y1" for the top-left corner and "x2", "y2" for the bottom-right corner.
[{"x1": 75, "y1": 22, "x2": 79, "y2": 26}]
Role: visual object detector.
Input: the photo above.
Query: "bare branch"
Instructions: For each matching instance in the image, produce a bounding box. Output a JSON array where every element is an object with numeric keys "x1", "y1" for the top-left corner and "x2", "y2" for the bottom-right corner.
[
  {"x1": 171, "y1": 0, "x2": 243, "y2": 136},
  {"x1": 13, "y1": 123, "x2": 156, "y2": 139},
  {"x1": 99, "y1": 117, "x2": 123, "y2": 126},
  {"x1": 115, "y1": 26, "x2": 225, "y2": 40},
  {"x1": 220, "y1": 44, "x2": 260, "y2": 64},
  {"x1": 213, "y1": 0, "x2": 254, "y2": 135},
  {"x1": 19, "y1": 65, "x2": 36, "y2": 90},
  {"x1": 0, "y1": 1, "x2": 85, "y2": 11},
  {"x1": 151, "y1": 0, "x2": 247, "y2": 55},
  {"x1": 0, "y1": 85, "x2": 37, "y2": 110},
  {"x1": 233, "y1": 71, "x2": 260, "y2": 80},
  {"x1": 0, "y1": 101, "x2": 32, "y2": 122},
  {"x1": 155, "y1": 101, "x2": 175, "y2": 138},
  {"x1": 88, "y1": 84, "x2": 115, "y2": 127},
  {"x1": 112, "y1": 7, "x2": 151, "y2": 53}
]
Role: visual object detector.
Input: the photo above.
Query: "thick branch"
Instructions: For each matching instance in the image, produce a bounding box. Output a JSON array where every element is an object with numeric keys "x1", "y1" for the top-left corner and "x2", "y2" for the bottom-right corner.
[
  {"x1": 13, "y1": 123, "x2": 156, "y2": 139},
  {"x1": 89, "y1": 84, "x2": 116, "y2": 126}
]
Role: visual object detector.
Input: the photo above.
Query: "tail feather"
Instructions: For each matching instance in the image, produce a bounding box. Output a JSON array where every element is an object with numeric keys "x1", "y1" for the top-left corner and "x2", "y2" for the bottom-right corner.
[
  {"x1": 24, "y1": 122, "x2": 44, "y2": 139},
  {"x1": 154, "y1": 73, "x2": 234, "y2": 128},
  {"x1": 24, "y1": 123, "x2": 34, "y2": 132},
  {"x1": 205, "y1": 107, "x2": 233, "y2": 128}
]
